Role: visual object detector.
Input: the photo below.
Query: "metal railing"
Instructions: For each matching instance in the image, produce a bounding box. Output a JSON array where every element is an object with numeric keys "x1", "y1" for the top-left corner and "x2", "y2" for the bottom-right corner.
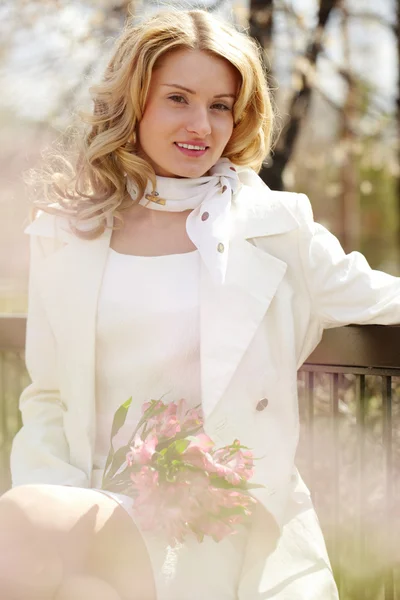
[
  {"x1": 0, "y1": 316, "x2": 399, "y2": 599},
  {"x1": 298, "y1": 325, "x2": 400, "y2": 600}
]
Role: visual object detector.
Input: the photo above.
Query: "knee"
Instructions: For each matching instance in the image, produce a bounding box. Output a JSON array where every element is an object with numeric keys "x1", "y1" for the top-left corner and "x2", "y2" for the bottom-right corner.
[
  {"x1": 0, "y1": 486, "x2": 65, "y2": 599},
  {"x1": 0, "y1": 484, "x2": 32, "y2": 504},
  {"x1": 0, "y1": 484, "x2": 96, "y2": 567},
  {"x1": 0, "y1": 484, "x2": 50, "y2": 515},
  {"x1": 0, "y1": 485, "x2": 35, "y2": 532},
  {"x1": 0, "y1": 485, "x2": 54, "y2": 536}
]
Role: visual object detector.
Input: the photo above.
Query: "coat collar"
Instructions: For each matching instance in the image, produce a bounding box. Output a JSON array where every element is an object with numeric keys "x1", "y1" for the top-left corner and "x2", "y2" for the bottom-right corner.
[
  {"x1": 25, "y1": 182, "x2": 300, "y2": 435},
  {"x1": 232, "y1": 172, "x2": 300, "y2": 240}
]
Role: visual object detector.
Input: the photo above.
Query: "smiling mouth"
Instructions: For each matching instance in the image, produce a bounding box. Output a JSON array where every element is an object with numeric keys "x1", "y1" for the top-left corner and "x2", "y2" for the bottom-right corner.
[
  {"x1": 174, "y1": 143, "x2": 210, "y2": 158},
  {"x1": 174, "y1": 142, "x2": 209, "y2": 151}
]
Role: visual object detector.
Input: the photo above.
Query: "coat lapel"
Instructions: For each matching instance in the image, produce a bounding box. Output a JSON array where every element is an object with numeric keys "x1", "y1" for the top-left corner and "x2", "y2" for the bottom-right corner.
[
  {"x1": 200, "y1": 239, "x2": 288, "y2": 419},
  {"x1": 200, "y1": 182, "x2": 300, "y2": 419}
]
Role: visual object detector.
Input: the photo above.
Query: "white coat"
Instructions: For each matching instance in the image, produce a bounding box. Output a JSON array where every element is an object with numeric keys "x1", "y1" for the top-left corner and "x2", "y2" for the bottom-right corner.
[{"x1": 10, "y1": 170, "x2": 400, "y2": 599}]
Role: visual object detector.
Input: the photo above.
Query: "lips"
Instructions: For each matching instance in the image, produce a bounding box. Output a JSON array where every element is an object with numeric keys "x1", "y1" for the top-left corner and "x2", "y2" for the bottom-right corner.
[{"x1": 174, "y1": 143, "x2": 209, "y2": 158}]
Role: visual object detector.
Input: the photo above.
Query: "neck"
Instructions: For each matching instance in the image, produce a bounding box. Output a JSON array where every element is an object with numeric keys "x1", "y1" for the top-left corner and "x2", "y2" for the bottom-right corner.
[{"x1": 125, "y1": 203, "x2": 193, "y2": 226}]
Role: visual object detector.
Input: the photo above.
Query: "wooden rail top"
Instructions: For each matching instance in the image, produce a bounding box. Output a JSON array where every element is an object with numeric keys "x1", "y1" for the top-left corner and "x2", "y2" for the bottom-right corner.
[
  {"x1": 0, "y1": 315, "x2": 400, "y2": 370},
  {"x1": 305, "y1": 324, "x2": 400, "y2": 371}
]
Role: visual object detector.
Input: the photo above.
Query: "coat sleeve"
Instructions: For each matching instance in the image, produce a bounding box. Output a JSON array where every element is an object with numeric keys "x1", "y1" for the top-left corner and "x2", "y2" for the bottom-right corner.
[
  {"x1": 296, "y1": 194, "x2": 400, "y2": 328},
  {"x1": 10, "y1": 230, "x2": 89, "y2": 487}
]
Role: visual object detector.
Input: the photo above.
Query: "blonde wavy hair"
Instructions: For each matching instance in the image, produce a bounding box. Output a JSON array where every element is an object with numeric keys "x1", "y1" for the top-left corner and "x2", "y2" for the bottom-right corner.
[{"x1": 32, "y1": 8, "x2": 275, "y2": 238}]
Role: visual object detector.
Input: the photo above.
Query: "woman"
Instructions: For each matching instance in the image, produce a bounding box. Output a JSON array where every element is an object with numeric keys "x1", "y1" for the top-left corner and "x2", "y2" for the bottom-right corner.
[{"x1": 1, "y1": 8, "x2": 399, "y2": 600}]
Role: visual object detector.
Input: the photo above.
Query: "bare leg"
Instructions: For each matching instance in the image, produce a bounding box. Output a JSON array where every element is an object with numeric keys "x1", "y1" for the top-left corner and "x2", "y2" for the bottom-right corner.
[
  {"x1": 54, "y1": 575, "x2": 122, "y2": 600},
  {"x1": 0, "y1": 485, "x2": 156, "y2": 600}
]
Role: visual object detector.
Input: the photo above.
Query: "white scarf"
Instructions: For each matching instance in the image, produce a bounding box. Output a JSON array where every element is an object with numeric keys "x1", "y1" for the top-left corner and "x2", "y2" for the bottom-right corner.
[{"x1": 126, "y1": 158, "x2": 242, "y2": 285}]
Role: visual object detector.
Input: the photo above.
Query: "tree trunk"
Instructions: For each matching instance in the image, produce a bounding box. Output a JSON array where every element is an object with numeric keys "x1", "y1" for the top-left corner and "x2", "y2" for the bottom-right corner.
[
  {"x1": 249, "y1": 0, "x2": 274, "y2": 59},
  {"x1": 259, "y1": 0, "x2": 340, "y2": 190},
  {"x1": 338, "y1": 3, "x2": 359, "y2": 253}
]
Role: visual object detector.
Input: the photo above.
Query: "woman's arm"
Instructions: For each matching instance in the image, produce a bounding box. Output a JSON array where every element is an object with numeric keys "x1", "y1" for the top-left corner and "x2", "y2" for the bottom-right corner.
[
  {"x1": 296, "y1": 194, "x2": 400, "y2": 328},
  {"x1": 10, "y1": 232, "x2": 88, "y2": 487}
]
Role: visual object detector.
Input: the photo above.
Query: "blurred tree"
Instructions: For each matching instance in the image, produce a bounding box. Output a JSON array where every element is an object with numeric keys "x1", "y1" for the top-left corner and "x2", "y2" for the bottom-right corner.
[
  {"x1": 338, "y1": 1, "x2": 360, "y2": 252},
  {"x1": 249, "y1": 0, "x2": 275, "y2": 116},
  {"x1": 258, "y1": 0, "x2": 341, "y2": 191},
  {"x1": 249, "y1": 0, "x2": 274, "y2": 59},
  {"x1": 396, "y1": 0, "x2": 400, "y2": 260}
]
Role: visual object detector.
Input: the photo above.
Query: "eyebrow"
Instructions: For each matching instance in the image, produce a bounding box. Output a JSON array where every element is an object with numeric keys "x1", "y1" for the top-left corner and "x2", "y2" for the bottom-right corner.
[{"x1": 161, "y1": 83, "x2": 236, "y2": 99}]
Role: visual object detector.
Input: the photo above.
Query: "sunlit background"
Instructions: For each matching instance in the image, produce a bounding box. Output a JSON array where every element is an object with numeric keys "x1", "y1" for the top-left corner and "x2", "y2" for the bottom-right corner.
[{"x1": 1, "y1": 0, "x2": 399, "y2": 313}]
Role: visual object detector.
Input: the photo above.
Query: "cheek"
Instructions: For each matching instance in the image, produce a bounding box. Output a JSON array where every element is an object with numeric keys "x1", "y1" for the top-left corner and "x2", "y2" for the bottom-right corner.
[
  {"x1": 214, "y1": 118, "x2": 234, "y2": 147},
  {"x1": 139, "y1": 109, "x2": 158, "y2": 138},
  {"x1": 137, "y1": 117, "x2": 149, "y2": 145},
  {"x1": 139, "y1": 103, "x2": 170, "y2": 135}
]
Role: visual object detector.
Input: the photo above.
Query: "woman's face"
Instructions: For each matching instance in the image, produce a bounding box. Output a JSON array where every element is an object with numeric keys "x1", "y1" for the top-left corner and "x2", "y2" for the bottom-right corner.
[{"x1": 137, "y1": 49, "x2": 240, "y2": 178}]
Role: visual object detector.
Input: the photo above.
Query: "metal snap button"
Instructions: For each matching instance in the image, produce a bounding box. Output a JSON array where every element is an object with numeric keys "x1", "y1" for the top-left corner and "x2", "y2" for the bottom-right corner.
[
  {"x1": 217, "y1": 242, "x2": 225, "y2": 253},
  {"x1": 201, "y1": 211, "x2": 209, "y2": 221},
  {"x1": 256, "y1": 398, "x2": 269, "y2": 411}
]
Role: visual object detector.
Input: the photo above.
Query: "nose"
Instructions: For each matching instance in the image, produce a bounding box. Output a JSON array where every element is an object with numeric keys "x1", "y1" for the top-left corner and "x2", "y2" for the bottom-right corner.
[{"x1": 186, "y1": 107, "x2": 211, "y2": 138}]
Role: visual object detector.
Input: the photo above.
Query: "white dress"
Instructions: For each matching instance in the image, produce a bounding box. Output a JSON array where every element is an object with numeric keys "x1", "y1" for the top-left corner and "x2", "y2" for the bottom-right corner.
[{"x1": 91, "y1": 248, "x2": 248, "y2": 599}]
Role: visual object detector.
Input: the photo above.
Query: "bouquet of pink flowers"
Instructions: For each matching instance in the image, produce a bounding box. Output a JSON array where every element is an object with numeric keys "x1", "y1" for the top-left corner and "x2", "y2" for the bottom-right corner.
[{"x1": 101, "y1": 398, "x2": 262, "y2": 545}]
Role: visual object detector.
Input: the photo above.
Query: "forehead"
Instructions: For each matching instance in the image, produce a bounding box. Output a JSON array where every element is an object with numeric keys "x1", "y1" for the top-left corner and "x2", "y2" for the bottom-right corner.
[{"x1": 152, "y1": 49, "x2": 240, "y2": 92}]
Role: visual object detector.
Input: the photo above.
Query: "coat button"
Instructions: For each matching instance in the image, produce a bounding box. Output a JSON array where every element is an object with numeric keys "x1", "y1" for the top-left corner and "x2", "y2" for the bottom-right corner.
[
  {"x1": 221, "y1": 185, "x2": 227, "y2": 193},
  {"x1": 217, "y1": 242, "x2": 225, "y2": 253},
  {"x1": 256, "y1": 398, "x2": 269, "y2": 411},
  {"x1": 201, "y1": 211, "x2": 209, "y2": 221}
]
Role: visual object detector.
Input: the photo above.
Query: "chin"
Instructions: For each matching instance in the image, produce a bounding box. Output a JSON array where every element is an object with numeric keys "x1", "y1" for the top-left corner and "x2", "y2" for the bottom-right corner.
[
  {"x1": 153, "y1": 155, "x2": 216, "y2": 178},
  {"x1": 177, "y1": 163, "x2": 213, "y2": 179}
]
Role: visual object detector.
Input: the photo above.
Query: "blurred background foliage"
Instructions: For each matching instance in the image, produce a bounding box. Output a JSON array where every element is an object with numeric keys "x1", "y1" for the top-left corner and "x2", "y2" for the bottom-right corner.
[{"x1": 0, "y1": 0, "x2": 399, "y2": 313}]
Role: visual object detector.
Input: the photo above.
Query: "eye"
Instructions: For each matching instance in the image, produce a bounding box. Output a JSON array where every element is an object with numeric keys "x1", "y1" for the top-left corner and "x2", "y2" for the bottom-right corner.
[
  {"x1": 211, "y1": 103, "x2": 231, "y2": 112},
  {"x1": 168, "y1": 95, "x2": 187, "y2": 104}
]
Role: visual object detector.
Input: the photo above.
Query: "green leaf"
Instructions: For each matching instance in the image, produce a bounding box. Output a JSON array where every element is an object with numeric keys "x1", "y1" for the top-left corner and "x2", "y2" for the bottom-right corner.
[
  {"x1": 243, "y1": 482, "x2": 265, "y2": 490},
  {"x1": 110, "y1": 397, "x2": 132, "y2": 441},
  {"x1": 104, "y1": 463, "x2": 140, "y2": 488},
  {"x1": 208, "y1": 474, "x2": 265, "y2": 491},
  {"x1": 218, "y1": 506, "x2": 250, "y2": 517},
  {"x1": 173, "y1": 439, "x2": 191, "y2": 454},
  {"x1": 101, "y1": 444, "x2": 131, "y2": 487},
  {"x1": 155, "y1": 428, "x2": 201, "y2": 453},
  {"x1": 209, "y1": 475, "x2": 237, "y2": 489},
  {"x1": 102, "y1": 397, "x2": 132, "y2": 484},
  {"x1": 126, "y1": 400, "x2": 167, "y2": 447},
  {"x1": 102, "y1": 446, "x2": 115, "y2": 485},
  {"x1": 185, "y1": 435, "x2": 201, "y2": 443}
]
